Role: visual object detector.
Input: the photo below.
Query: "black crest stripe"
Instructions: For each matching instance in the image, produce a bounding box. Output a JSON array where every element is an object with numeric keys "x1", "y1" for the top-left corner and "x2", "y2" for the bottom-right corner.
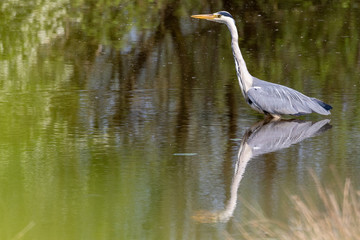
[{"x1": 218, "y1": 11, "x2": 233, "y2": 18}]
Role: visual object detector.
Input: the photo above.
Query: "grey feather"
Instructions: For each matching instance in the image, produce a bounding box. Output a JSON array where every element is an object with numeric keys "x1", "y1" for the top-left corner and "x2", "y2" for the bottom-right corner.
[{"x1": 247, "y1": 78, "x2": 331, "y2": 116}]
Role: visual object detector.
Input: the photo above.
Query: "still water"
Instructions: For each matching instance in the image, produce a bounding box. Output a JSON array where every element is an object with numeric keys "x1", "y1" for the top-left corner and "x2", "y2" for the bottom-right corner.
[{"x1": 1, "y1": 1, "x2": 360, "y2": 239}]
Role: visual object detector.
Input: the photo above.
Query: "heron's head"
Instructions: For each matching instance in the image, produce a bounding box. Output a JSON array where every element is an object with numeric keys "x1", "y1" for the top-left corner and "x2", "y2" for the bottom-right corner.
[{"x1": 191, "y1": 11, "x2": 234, "y2": 25}]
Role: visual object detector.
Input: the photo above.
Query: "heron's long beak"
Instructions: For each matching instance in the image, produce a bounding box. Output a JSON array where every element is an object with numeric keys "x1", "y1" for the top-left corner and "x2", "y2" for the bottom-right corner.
[{"x1": 191, "y1": 14, "x2": 216, "y2": 20}]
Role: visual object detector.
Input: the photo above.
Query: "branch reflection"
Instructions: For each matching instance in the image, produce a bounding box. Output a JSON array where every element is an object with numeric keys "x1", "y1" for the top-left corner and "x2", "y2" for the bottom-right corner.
[{"x1": 192, "y1": 118, "x2": 332, "y2": 223}]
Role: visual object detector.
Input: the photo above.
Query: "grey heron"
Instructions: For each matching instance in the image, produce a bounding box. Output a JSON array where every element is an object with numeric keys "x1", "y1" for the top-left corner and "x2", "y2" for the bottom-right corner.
[{"x1": 191, "y1": 11, "x2": 332, "y2": 119}]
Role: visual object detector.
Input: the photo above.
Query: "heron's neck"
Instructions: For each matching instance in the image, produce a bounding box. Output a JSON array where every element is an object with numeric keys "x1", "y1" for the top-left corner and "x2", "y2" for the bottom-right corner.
[{"x1": 226, "y1": 22, "x2": 253, "y2": 94}]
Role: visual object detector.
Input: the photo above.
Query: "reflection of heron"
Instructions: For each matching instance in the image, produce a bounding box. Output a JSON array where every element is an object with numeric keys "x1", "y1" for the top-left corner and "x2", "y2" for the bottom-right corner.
[
  {"x1": 191, "y1": 11, "x2": 332, "y2": 119},
  {"x1": 192, "y1": 119, "x2": 331, "y2": 223}
]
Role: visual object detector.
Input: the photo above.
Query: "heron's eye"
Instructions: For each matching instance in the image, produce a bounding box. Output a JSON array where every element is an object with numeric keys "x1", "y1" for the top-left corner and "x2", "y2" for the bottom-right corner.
[{"x1": 216, "y1": 15, "x2": 221, "y2": 18}]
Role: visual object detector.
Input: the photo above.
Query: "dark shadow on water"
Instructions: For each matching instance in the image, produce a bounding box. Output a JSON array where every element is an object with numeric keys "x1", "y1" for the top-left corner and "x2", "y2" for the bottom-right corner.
[{"x1": 192, "y1": 118, "x2": 332, "y2": 223}]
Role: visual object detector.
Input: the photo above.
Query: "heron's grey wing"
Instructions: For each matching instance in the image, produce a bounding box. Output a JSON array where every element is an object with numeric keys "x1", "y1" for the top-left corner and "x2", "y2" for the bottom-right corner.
[{"x1": 247, "y1": 81, "x2": 324, "y2": 115}]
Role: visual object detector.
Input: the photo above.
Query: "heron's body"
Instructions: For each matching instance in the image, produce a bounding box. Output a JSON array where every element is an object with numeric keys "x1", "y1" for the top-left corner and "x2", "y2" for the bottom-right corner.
[
  {"x1": 191, "y1": 11, "x2": 332, "y2": 118},
  {"x1": 248, "y1": 77, "x2": 332, "y2": 117}
]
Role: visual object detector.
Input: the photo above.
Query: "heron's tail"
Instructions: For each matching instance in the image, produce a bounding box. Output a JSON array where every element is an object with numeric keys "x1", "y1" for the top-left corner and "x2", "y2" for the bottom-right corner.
[{"x1": 312, "y1": 98, "x2": 332, "y2": 115}]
